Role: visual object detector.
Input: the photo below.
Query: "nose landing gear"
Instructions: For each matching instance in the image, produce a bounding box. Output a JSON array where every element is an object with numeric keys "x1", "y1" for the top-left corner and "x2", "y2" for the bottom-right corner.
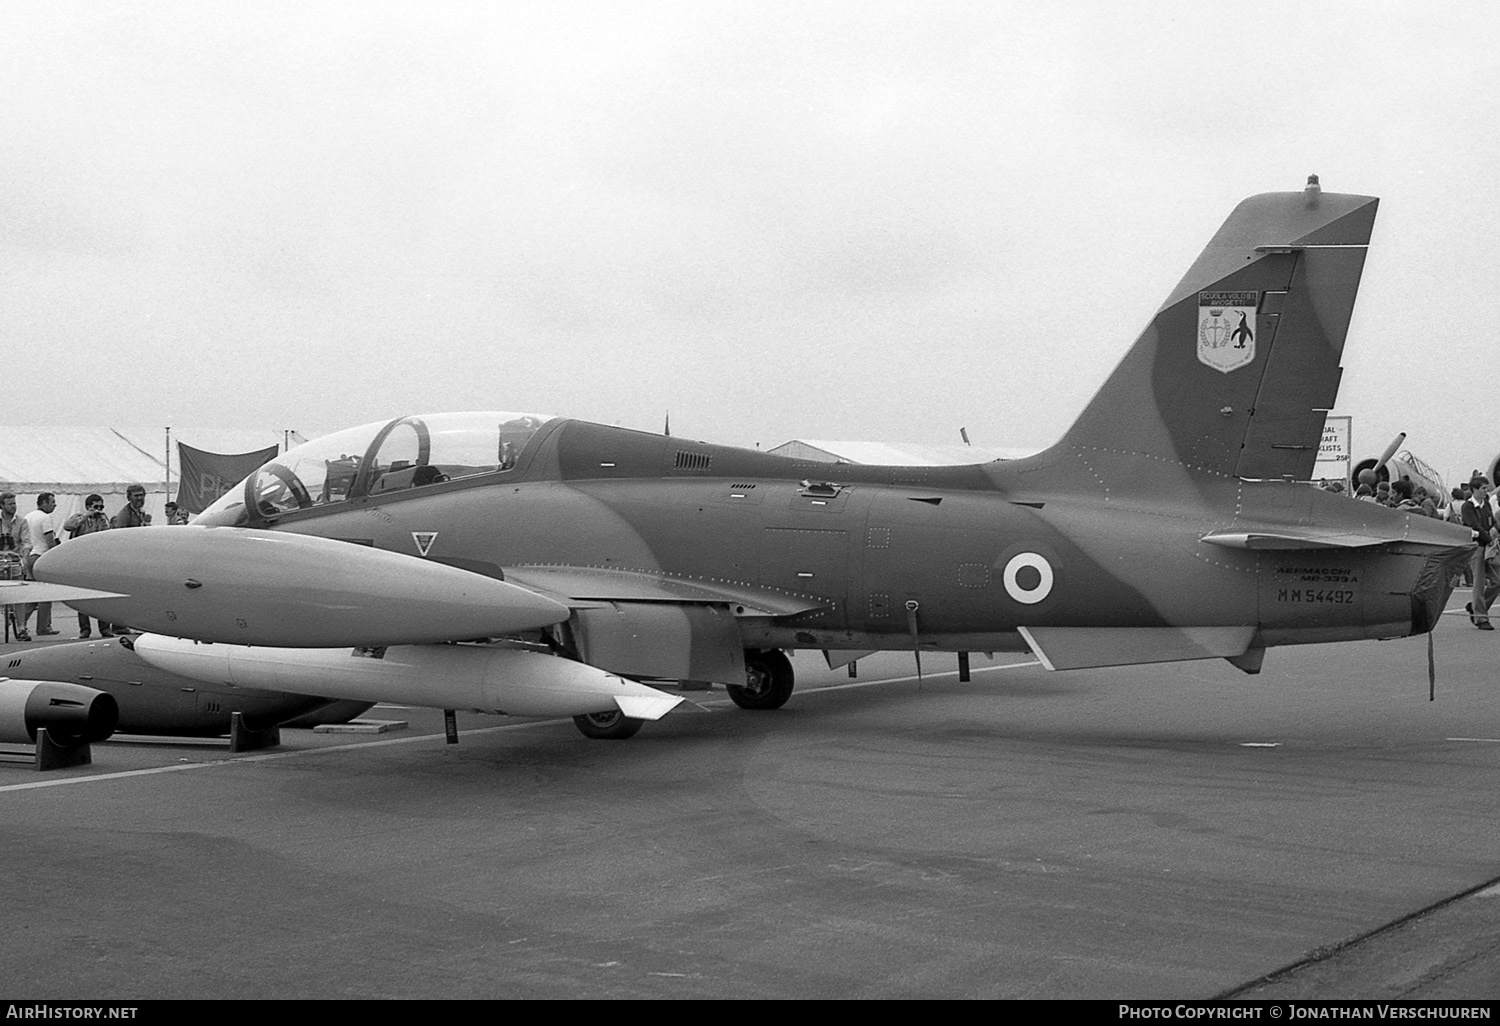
[{"x1": 572, "y1": 709, "x2": 645, "y2": 740}]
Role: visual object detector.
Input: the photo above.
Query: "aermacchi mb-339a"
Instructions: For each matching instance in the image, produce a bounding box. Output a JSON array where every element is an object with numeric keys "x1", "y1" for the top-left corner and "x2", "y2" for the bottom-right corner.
[{"x1": 34, "y1": 178, "x2": 1476, "y2": 742}]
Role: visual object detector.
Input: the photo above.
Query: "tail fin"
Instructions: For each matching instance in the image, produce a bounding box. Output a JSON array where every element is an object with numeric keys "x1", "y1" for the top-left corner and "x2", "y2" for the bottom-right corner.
[{"x1": 1052, "y1": 178, "x2": 1377, "y2": 481}]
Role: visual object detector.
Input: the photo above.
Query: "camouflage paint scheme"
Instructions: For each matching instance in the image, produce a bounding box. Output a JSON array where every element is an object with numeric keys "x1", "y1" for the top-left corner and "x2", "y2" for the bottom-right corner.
[{"x1": 38, "y1": 182, "x2": 1475, "y2": 716}]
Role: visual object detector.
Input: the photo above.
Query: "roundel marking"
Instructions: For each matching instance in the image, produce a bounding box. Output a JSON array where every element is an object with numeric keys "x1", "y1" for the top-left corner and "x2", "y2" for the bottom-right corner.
[{"x1": 1003, "y1": 552, "x2": 1053, "y2": 605}]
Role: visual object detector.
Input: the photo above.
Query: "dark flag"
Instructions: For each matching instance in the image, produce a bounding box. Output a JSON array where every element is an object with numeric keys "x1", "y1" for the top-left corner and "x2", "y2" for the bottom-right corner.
[{"x1": 176, "y1": 443, "x2": 280, "y2": 514}]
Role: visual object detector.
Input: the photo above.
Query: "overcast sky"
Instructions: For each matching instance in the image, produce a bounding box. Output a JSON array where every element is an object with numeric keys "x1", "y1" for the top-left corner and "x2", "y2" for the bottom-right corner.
[{"x1": 3, "y1": 1, "x2": 1497, "y2": 483}]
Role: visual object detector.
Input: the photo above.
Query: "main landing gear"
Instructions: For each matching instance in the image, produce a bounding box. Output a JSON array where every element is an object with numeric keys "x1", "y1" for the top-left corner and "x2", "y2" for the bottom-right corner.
[
  {"x1": 726, "y1": 648, "x2": 794, "y2": 711},
  {"x1": 572, "y1": 709, "x2": 645, "y2": 740},
  {"x1": 571, "y1": 647, "x2": 797, "y2": 739}
]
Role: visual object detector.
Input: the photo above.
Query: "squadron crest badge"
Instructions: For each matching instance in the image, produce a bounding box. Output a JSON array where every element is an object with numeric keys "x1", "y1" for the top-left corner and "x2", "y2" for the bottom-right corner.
[
  {"x1": 1197, "y1": 291, "x2": 1258, "y2": 374},
  {"x1": 412, "y1": 531, "x2": 438, "y2": 557}
]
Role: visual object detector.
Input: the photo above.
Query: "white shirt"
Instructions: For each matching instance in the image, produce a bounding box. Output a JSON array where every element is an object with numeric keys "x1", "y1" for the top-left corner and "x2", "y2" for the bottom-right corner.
[{"x1": 24, "y1": 509, "x2": 57, "y2": 555}]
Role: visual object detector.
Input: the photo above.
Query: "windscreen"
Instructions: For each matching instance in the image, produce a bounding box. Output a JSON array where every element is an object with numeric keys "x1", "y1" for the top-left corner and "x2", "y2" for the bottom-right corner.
[{"x1": 194, "y1": 412, "x2": 554, "y2": 525}]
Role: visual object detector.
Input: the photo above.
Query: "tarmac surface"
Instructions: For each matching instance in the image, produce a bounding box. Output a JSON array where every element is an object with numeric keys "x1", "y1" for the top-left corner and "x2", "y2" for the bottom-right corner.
[{"x1": 1, "y1": 606, "x2": 1498, "y2": 999}]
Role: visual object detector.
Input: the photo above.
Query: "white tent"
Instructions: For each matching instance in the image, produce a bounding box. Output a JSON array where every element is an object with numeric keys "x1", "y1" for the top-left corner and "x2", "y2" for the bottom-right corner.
[{"x1": 0, "y1": 427, "x2": 308, "y2": 537}]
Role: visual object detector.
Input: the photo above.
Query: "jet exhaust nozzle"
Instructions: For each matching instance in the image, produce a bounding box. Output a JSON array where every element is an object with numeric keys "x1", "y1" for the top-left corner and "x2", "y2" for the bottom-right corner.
[{"x1": 0, "y1": 680, "x2": 119, "y2": 745}]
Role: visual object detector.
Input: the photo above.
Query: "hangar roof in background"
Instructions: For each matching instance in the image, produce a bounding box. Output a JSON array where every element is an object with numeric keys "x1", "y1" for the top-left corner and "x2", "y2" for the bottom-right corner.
[{"x1": 0, "y1": 427, "x2": 309, "y2": 487}]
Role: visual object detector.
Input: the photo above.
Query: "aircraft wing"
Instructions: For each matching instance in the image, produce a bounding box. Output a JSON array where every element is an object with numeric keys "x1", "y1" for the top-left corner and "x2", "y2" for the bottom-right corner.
[
  {"x1": 0, "y1": 581, "x2": 126, "y2": 604},
  {"x1": 500, "y1": 565, "x2": 826, "y2": 617}
]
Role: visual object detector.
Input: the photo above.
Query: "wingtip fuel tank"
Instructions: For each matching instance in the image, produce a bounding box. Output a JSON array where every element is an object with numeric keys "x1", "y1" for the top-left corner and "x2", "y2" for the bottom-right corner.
[{"x1": 35, "y1": 527, "x2": 569, "y2": 647}]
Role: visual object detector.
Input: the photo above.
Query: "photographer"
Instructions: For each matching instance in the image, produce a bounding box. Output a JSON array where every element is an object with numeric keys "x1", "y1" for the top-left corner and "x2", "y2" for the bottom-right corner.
[{"x1": 62, "y1": 493, "x2": 114, "y2": 639}]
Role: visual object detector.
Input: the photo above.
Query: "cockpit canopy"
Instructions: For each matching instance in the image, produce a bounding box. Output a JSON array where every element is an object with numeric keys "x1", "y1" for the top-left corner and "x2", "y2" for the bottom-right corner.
[{"x1": 196, "y1": 412, "x2": 555, "y2": 526}]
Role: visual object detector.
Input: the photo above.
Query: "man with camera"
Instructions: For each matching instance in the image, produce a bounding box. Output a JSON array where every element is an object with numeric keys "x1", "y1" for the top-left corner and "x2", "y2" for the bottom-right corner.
[{"x1": 63, "y1": 493, "x2": 114, "y2": 638}]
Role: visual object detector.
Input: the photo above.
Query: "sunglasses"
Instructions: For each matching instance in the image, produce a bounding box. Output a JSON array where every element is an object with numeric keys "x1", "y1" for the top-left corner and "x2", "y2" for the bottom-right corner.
[{"x1": 87, "y1": 504, "x2": 104, "y2": 511}]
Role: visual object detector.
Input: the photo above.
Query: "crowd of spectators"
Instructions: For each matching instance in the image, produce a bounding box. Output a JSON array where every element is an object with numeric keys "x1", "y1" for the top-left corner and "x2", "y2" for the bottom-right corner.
[
  {"x1": 1320, "y1": 469, "x2": 1500, "y2": 631},
  {"x1": 1318, "y1": 470, "x2": 1447, "y2": 517},
  {"x1": 2, "y1": 482, "x2": 177, "y2": 642}
]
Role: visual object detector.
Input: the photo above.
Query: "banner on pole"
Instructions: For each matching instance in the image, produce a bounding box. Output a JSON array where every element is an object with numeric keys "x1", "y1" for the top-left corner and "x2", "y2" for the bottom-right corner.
[{"x1": 176, "y1": 443, "x2": 279, "y2": 514}]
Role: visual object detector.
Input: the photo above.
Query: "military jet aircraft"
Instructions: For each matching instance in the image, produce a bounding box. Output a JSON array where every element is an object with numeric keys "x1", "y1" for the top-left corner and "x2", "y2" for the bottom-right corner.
[{"x1": 35, "y1": 179, "x2": 1475, "y2": 741}]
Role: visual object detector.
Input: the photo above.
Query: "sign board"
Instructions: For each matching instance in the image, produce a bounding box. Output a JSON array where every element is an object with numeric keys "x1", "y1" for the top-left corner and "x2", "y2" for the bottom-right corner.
[{"x1": 1312, "y1": 416, "x2": 1352, "y2": 485}]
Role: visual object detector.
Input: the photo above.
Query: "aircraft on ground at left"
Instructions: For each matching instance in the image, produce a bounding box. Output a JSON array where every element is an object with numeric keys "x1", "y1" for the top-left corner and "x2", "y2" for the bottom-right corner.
[
  {"x1": 0, "y1": 580, "x2": 125, "y2": 751},
  {"x1": 2, "y1": 636, "x2": 371, "y2": 743}
]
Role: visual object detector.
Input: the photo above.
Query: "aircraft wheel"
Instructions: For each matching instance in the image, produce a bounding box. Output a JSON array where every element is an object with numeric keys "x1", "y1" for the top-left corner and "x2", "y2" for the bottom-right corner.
[
  {"x1": 572, "y1": 710, "x2": 644, "y2": 740},
  {"x1": 727, "y1": 649, "x2": 794, "y2": 710}
]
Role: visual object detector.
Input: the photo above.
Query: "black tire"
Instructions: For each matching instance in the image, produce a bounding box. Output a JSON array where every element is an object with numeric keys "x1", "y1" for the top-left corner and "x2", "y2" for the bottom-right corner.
[
  {"x1": 572, "y1": 710, "x2": 645, "y2": 740},
  {"x1": 727, "y1": 649, "x2": 794, "y2": 710}
]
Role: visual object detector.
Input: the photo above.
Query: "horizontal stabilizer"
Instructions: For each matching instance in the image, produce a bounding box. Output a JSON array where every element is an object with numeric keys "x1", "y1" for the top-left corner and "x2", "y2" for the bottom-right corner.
[
  {"x1": 1200, "y1": 528, "x2": 1405, "y2": 550},
  {"x1": 1017, "y1": 625, "x2": 1256, "y2": 671}
]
